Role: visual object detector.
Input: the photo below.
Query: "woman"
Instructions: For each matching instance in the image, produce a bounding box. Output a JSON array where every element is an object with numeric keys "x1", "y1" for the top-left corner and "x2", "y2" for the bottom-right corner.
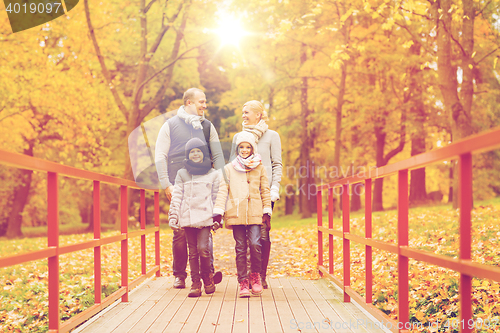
[{"x1": 230, "y1": 100, "x2": 283, "y2": 289}]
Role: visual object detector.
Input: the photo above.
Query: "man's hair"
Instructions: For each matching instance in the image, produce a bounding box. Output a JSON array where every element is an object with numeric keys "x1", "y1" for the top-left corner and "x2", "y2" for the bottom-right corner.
[{"x1": 183, "y1": 88, "x2": 204, "y2": 105}]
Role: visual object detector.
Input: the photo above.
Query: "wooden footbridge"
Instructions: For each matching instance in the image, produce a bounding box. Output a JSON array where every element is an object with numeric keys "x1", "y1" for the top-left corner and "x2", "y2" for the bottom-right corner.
[{"x1": 1, "y1": 127, "x2": 500, "y2": 332}]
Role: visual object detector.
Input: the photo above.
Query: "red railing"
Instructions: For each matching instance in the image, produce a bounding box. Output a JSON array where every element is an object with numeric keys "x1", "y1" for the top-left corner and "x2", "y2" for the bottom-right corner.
[
  {"x1": 0, "y1": 149, "x2": 161, "y2": 333},
  {"x1": 316, "y1": 127, "x2": 500, "y2": 333}
]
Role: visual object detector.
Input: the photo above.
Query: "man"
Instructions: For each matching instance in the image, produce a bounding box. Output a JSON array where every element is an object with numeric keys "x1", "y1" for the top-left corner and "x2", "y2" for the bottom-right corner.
[{"x1": 155, "y1": 88, "x2": 225, "y2": 288}]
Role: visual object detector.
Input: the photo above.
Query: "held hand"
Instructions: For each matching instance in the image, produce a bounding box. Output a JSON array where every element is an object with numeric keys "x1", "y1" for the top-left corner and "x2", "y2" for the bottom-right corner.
[
  {"x1": 262, "y1": 214, "x2": 271, "y2": 231},
  {"x1": 169, "y1": 218, "x2": 180, "y2": 231},
  {"x1": 212, "y1": 214, "x2": 223, "y2": 232},
  {"x1": 270, "y1": 186, "x2": 280, "y2": 202},
  {"x1": 165, "y1": 186, "x2": 174, "y2": 202}
]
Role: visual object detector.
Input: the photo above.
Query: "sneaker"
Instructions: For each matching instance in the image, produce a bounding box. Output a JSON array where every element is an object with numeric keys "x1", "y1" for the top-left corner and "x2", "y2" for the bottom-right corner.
[
  {"x1": 261, "y1": 276, "x2": 268, "y2": 289},
  {"x1": 213, "y1": 271, "x2": 223, "y2": 285},
  {"x1": 239, "y1": 279, "x2": 251, "y2": 298},
  {"x1": 173, "y1": 276, "x2": 186, "y2": 289},
  {"x1": 188, "y1": 280, "x2": 202, "y2": 297},
  {"x1": 250, "y1": 272, "x2": 263, "y2": 295},
  {"x1": 203, "y1": 273, "x2": 216, "y2": 294}
]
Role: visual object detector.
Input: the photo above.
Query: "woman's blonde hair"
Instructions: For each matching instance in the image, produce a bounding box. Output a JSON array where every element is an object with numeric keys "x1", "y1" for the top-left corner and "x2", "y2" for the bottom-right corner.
[{"x1": 243, "y1": 100, "x2": 269, "y2": 123}]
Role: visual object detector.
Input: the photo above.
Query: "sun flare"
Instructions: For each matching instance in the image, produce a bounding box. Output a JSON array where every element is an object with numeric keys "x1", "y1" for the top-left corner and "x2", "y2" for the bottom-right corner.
[{"x1": 214, "y1": 14, "x2": 248, "y2": 47}]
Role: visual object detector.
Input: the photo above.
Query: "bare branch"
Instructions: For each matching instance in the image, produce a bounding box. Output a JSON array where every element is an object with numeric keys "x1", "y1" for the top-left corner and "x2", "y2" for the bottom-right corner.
[
  {"x1": 145, "y1": 0, "x2": 158, "y2": 13},
  {"x1": 95, "y1": 21, "x2": 123, "y2": 30},
  {"x1": 84, "y1": 0, "x2": 128, "y2": 119},
  {"x1": 133, "y1": 39, "x2": 213, "y2": 107},
  {"x1": 439, "y1": 18, "x2": 467, "y2": 57},
  {"x1": 476, "y1": 47, "x2": 500, "y2": 64},
  {"x1": 477, "y1": 0, "x2": 492, "y2": 16},
  {"x1": 138, "y1": 0, "x2": 192, "y2": 122}
]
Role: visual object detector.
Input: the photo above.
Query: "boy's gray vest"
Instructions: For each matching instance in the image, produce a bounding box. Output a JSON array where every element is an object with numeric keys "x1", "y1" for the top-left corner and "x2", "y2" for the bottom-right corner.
[{"x1": 167, "y1": 115, "x2": 211, "y2": 184}]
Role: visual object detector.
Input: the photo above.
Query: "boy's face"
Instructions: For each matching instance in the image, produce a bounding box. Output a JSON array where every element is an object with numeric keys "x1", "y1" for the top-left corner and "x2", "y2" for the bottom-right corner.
[
  {"x1": 238, "y1": 142, "x2": 253, "y2": 159},
  {"x1": 189, "y1": 148, "x2": 204, "y2": 163}
]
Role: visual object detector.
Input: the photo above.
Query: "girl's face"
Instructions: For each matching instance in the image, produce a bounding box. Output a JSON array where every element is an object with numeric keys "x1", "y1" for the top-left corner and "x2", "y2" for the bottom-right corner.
[
  {"x1": 242, "y1": 106, "x2": 261, "y2": 125},
  {"x1": 238, "y1": 142, "x2": 253, "y2": 159},
  {"x1": 189, "y1": 148, "x2": 204, "y2": 163}
]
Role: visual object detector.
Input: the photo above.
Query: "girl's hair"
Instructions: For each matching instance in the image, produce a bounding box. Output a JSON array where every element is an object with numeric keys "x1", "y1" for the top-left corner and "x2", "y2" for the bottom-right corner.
[{"x1": 243, "y1": 100, "x2": 269, "y2": 123}]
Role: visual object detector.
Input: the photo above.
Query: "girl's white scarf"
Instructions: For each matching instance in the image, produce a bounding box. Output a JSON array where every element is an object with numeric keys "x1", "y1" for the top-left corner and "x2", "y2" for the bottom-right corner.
[
  {"x1": 242, "y1": 120, "x2": 268, "y2": 143},
  {"x1": 232, "y1": 154, "x2": 262, "y2": 172},
  {"x1": 178, "y1": 105, "x2": 203, "y2": 130}
]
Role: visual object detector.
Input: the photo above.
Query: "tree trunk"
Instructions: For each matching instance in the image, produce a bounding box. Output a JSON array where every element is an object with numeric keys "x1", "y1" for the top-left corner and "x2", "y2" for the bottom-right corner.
[
  {"x1": 299, "y1": 43, "x2": 312, "y2": 219},
  {"x1": 434, "y1": 0, "x2": 473, "y2": 208},
  {"x1": 408, "y1": 42, "x2": 427, "y2": 205},
  {"x1": 351, "y1": 183, "x2": 362, "y2": 211},
  {"x1": 373, "y1": 126, "x2": 386, "y2": 211},
  {"x1": 6, "y1": 144, "x2": 34, "y2": 238}
]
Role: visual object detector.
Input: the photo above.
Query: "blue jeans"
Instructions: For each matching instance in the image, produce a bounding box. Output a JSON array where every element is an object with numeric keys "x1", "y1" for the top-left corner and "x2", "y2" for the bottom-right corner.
[
  {"x1": 233, "y1": 225, "x2": 262, "y2": 282},
  {"x1": 173, "y1": 228, "x2": 214, "y2": 279},
  {"x1": 184, "y1": 227, "x2": 212, "y2": 283}
]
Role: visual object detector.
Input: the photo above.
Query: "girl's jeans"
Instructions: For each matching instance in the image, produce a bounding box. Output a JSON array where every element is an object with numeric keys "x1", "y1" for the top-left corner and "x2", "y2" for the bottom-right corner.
[
  {"x1": 233, "y1": 224, "x2": 262, "y2": 282},
  {"x1": 184, "y1": 226, "x2": 213, "y2": 283}
]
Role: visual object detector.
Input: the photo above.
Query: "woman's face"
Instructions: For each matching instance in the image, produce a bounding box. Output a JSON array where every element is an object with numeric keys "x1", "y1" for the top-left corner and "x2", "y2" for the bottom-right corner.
[
  {"x1": 242, "y1": 106, "x2": 261, "y2": 125},
  {"x1": 238, "y1": 142, "x2": 253, "y2": 159},
  {"x1": 188, "y1": 148, "x2": 204, "y2": 163}
]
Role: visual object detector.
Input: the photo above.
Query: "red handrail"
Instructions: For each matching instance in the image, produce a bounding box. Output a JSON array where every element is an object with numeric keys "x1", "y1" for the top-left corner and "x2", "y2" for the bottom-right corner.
[
  {"x1": 0, "y1": 149, "x2": 162, "y2": 333},
  {"x1": 316, "y1": 127, "x2": 500, "y2": 333}
]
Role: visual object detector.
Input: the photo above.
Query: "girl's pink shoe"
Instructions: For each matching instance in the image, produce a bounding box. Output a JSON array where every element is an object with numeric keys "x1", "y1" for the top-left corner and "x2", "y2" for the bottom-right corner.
[
  {"x1": 239, "y1": 279, "x2": 251, "y2": 298},
  {"x1": 250, "y1": 272, "x2": 263, "y2": 295}
]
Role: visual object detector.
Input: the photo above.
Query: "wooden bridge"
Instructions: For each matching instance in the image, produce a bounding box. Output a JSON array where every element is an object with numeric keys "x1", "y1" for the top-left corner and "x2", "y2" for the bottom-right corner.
[
  {"x1": 73, "y1": 276, "x2": 386, "y2": 333},
  {"x1": 1, "y1": 127, "x2": 500, "y2": 333}
]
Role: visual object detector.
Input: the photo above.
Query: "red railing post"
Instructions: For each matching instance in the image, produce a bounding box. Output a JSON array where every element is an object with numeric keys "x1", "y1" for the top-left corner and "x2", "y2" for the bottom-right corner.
[
  {"x1": 317, "y1": 188, "x2": 323, "y2": 269},
  {"x1": 398, "y1": 170, "x2": 409, "y2": 331},
  {"x1": 154, "y1": 191, "x2": 161, "y2": 277},
  {"x1": 459, "y1": 153, "x2": 473, "y2": 333},
  {"x1": 365, "y1": 178, "x2": 372, "y2": 304},
  {"x1": 93, "y1": 181, "x2": 102, "y2": 304},
  {"x1": 342, "y1": 184, "x2": 350, "y2": 302},
  {"x1": 328, "y1": 187, "x2": 334, "y2": 275},
  {"x1": 48, "y1": 172, "x2": 59, "y2": 331},
  {"x1": 140, "y1": 189, "x2": 146, "y2": 275},
  {"x1": 121, "y1": 186, "x2": 129, "y2": 302}
]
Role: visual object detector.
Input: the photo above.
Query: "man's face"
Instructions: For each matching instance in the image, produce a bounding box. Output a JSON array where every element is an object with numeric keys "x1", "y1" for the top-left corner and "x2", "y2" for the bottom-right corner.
[{"x1": 186, "y1": 92, "x2": 207, "y2": 116}]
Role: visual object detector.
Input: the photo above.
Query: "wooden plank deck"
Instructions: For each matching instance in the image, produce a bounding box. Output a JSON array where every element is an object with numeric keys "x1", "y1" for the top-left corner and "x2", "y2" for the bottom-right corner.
[{"x1": 73, "y1": 276, "x2": 388, "y2": 333}]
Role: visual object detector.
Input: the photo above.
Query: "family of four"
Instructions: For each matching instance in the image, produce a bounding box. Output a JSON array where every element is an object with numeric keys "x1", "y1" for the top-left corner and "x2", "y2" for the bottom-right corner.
[{"x1": 155, "y1": 88, "x2": 282, "y2": 298}]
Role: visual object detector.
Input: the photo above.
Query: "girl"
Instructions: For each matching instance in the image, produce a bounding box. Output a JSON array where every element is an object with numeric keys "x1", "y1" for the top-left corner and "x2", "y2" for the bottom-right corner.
[
  {"x1": 169, "y1": 138, "x2": 221, "y2": 297},
  {"x1": 213, "y1": 132, "x2": 272, "y2": 297},
  {"x1": 230, "y1": 100, "x2": 282, "y2": 289}
]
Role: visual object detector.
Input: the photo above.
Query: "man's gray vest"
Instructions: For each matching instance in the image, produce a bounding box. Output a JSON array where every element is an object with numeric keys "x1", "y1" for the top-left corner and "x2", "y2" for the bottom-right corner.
[{"x1": 167, "y1": 115, "x2": 210, "y2": 184}]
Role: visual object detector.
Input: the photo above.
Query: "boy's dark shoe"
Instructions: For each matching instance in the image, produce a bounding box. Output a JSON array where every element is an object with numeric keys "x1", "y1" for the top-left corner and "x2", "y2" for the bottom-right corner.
[
  {"x1": 213, "y1": 271, "x2": 223, "y2": 285},
  {"x1": 203, "y1": 273, "x2": 216, "y2": 294},
  {"x1": 188, "y1": 280, "x2": 202, "y2": 297},
  {"x1": 173, "y1": 276, "x2": 186, "y2": 289},
  {"x1": 261, "y1": 276, "x2": 268, "y2": 289}
]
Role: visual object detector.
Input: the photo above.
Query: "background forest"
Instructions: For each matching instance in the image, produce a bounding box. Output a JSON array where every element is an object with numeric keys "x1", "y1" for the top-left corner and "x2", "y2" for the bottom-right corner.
[{"x1": 1, "y1": 0, "x2": 500, "y2": 238}]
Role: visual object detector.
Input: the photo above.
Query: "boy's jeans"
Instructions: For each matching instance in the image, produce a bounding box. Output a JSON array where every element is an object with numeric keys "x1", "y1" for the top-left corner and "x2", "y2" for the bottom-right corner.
[
  {"x1": 184, "y1": 226, "x2": 213, "y2": 282},
  {"x1": 173, "y1": 229, "x2": 214, "y2": 280}
]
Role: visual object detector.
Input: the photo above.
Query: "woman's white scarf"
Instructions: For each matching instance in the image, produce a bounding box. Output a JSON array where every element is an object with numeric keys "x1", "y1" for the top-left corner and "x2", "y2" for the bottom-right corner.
[
  {"x1": 232, "y1": 154, "x2": 262, "y2": 172},
  {"x1": 242, "y1": 120, "x2": 268, "y2": 143},
  {"x1": 178, "y1": 105, "x2": 203, "y2": 130}
]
